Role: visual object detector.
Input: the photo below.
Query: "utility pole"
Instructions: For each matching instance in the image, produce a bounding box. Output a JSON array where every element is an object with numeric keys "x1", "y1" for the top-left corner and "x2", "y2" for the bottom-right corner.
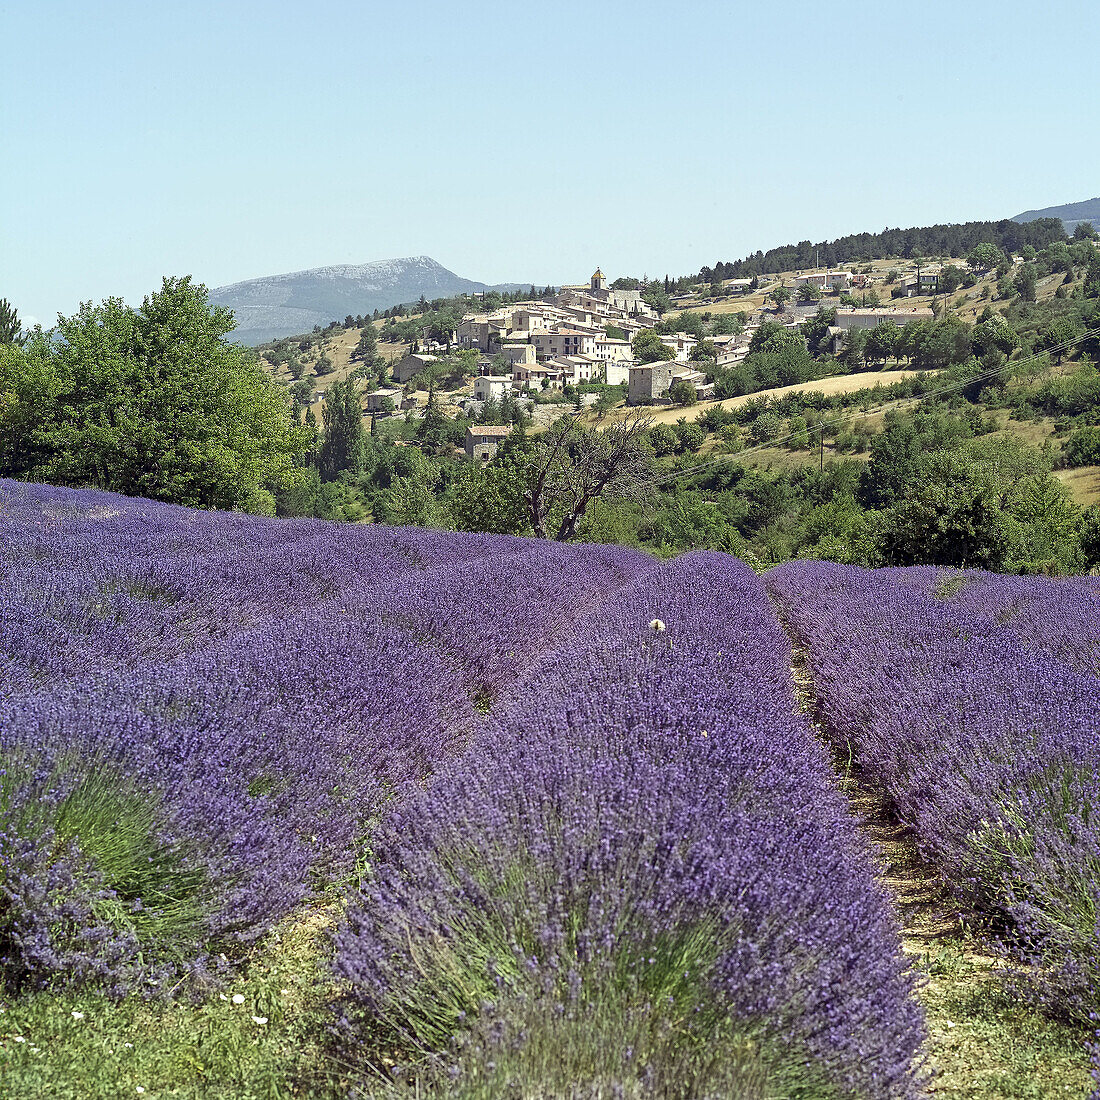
[{"x1": 819, "y1": 421, "x2": 825, "y2": 472}]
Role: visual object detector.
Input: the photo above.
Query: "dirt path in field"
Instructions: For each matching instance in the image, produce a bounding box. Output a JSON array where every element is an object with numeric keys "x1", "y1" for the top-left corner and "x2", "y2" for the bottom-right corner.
[
  {"x1": 775, "y1": 601, "x2": 1093, "y2": 1096},
  {"x1": 780, "y1": 620, "x2": 961, "y2": 942}
]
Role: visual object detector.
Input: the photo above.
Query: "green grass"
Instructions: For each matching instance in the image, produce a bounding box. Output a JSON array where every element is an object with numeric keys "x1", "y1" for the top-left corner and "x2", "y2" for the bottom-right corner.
[
  {"x1": 912, "y1": 938, "x2": 1092, "y2": 1097},
  {"x1": 0, "y1": 758, "x2": 213, "y2": 981},
  {"x1": 3, "y1": 903, "x2": 1093, "y2": 1098},
  {"x1": 0, "y1": 906, "x2": 345, "y2": 1100}
]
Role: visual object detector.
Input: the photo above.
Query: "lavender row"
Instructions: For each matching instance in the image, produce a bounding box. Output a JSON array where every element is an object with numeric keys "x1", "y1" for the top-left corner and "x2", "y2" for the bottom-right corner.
[
  {"x1": 336, "y1": 553, "x2": 925, "y2": 1098},
  {"x1": 767, "y1": 560, "x2": 1100, "y2": 1022},
  {"x1": 0, "y1": 483, "x2": 650, "y2": 993},
  {"x1": 1, "y1": 478, "x2": 550, "y2": 696}
]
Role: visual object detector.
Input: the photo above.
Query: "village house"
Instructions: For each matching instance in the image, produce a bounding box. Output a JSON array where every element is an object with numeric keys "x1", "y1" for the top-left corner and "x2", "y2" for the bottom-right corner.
[
  {"x1": 604, "y1": 361, "x2": 631, "y2": 386},
  {"x1": 499, "y1": 342, "x2": 536, "y2": 366},
  {"x1": 513, "y1": 363, "x2": 567, "y2": 390},
  {"x1": 827, "y1": 306, "x2": 935, "y2": 353},
  {"x1": 716, "y1": 343, "x2": 751, "y2": 367},
  {"x1": 627, "y1": 362, "x2": 712, "y2": 404},
  {"x1": 833, "y1": 307, "x2": 935, "y2": 332},
  {"x1": 510, "y1": 306, "x2": 554, "y2": 332},
  {"x1": 533, "y1": 329, "x2": 597, "y2": 360},
  {"x1": 472, "y1": 375, "x2": 512, "y2": 403},
  {"x1": 902, "y1": 267, "x2": 942, "y2": 296},
  {"x1": 794, "y1": 271, "x2": 855, "y2": 291},
  {"x1": 674, "y1": 366, "x2": 713, "y2": 401},
  {"x1": 365, "y1": 387, "x2": 401, "y2": 413},
  {"x1": 465, "y1": 424, "x2": 513, "y2": 461},
  {"x1": 553, "y1": 355, "x2": 603, "y2": 384},
  {"x1": 456, "y1": 316, "x2": 492, "y2": 351},
  {"x1": 593, "y1": 335, "x2": 633, "y2": 362},
  {"x1": 392, "y1": 352, "x2": 439, "y2": 384},
  {"x1": 658, "y1": 333, "x2": 698, "y2": 362},
  {"x1": 557, "y1": 269, "x2": 658, "y2": 321},
  {"x1": 628, "y1": 362, "x2": 676, "y2": 404}
]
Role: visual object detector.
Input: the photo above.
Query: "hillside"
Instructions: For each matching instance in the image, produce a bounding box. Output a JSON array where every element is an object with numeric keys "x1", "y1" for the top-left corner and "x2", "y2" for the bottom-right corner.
[
  {"x1": 1012, "y1": 196, "x2": 1100, "y2": 235},
  {"x1": 210, "y1": 255, "x2": 532, "y2": 345}
]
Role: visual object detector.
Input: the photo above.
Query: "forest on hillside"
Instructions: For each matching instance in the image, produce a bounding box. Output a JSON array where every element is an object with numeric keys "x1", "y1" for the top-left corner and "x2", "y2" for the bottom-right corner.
[{"x1": 699, "y1": 217, "x2": 1069, "y2": 282}]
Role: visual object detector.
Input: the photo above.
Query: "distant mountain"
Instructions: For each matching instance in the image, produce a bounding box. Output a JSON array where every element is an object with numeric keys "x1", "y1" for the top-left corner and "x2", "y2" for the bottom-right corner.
[
  {"x1": 1011, "y1": 197, "x2": 1100, "y2": 236},
  {"x1": 209, "y1": 256, "x2": 531, "y2": 345}
]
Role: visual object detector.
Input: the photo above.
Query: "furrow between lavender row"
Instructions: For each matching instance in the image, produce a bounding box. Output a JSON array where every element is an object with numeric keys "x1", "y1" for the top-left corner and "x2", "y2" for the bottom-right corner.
[
  {"x1": 767, "y1": 560, "x2": 1100, "y2": 1024},
  {"x1": 0, "y1": 484, "x2": 650, "y2": 994},
  {"x1": 335, "y1": 552, "x2": 925, "y2": 1099}
]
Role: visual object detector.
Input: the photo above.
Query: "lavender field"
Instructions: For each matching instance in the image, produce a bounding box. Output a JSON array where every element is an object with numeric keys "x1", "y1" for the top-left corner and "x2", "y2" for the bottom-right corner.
[{"x1": 1, "y1": 479, "x2": 1097, "y2": 1098}]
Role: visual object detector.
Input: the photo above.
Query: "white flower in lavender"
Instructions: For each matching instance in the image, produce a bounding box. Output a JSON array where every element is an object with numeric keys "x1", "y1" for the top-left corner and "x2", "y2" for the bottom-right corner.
[
  {"x1": 251, "y1": 1016, "x2": 268, "y2": 1025},
  {"x1": 71, "y1": 1011, "x2": 85, "y2": 1020},
  {"x1": 231, "y1": 994, "x2": 245, "y2": 1005},
  {"x1": 13, "y1": 1035, "x2": 25, "y2": 1043},
  {"x1": 649, "y1": 618, "x2": 665, "y2": 632}
]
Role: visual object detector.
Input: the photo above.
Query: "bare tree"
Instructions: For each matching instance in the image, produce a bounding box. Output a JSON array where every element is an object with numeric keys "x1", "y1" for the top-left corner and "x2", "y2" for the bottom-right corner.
[{"x1": 524, "y1": 414, "x2": 654, "y2": 541}]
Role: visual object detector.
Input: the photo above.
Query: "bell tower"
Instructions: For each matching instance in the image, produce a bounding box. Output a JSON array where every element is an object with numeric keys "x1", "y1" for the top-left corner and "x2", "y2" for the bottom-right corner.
[{"x1": 591, "y1": 267, "x2": 607, "y2": 292}]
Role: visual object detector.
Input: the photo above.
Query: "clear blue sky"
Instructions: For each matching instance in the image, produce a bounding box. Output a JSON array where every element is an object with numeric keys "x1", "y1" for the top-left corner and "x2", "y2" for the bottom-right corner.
[{"x1": 5, "y1": 0, "x2": 1097, "y2": 326}]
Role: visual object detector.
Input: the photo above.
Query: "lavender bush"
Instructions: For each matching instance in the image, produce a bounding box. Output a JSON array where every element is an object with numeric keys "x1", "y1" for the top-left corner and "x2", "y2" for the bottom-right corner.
[
  {"x1": 0, "y1": 480, "x2": 648, "y2": 993},
  {"x1": 336, "y1": 553, "x2": 925, "y2": 1098},
  {"x1": 768, "y1": 561, "x2": 1100, "y2": 1023}
]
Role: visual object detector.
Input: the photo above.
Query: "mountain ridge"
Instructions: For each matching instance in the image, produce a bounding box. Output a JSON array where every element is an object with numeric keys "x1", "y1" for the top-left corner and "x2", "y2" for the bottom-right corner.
[
  {"x1": 1011, "y1": 196, "x2": 1100, "y2": 235},
  {"x1": 210, "y1": 255, "x2": 531, "y2": 345}
]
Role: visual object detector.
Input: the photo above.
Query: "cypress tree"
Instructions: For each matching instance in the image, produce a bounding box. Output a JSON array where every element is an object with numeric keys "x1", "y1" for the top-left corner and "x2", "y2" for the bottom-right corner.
[{"x1": 318, "y1": 377, "x2": 365, "y2": 480}]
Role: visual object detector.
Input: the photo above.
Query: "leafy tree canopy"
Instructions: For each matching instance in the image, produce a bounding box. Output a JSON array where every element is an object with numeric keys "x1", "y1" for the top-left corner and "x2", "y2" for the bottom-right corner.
[
  {"x1": 0, "y1": 277, "x2": 312, "y2": 512},
  {"x1": 632, "y1": 329, "x2": 675, "y2": 363}
]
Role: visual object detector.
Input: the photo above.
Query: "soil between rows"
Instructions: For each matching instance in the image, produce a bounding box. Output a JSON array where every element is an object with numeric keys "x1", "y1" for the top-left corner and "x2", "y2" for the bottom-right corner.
[{"x1": 775, "y1": 602, "x2": 1093, "y2": 1097}]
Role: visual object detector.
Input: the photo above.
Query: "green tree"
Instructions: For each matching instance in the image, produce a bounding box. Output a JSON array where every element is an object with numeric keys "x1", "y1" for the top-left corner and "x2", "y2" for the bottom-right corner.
[
  {"x1": 0, "y1": 298, "x2": 24, "y2": 346},
  {"x1": 351, "y1": 321, "x2": 379, "y2": 364},
  {"x1": 876, "y1": 434, "x2": 1080, "y2": 572},
  {"x1": 770, "y1": 285, "x2": 791, "y2": 309},
  {"x1": 648, "y1": 423, "x2": 679, "y2": 456},
  {"x1": 689, "y1": 339, "x2": 718, "y2": 363},
  {"x1": 797, "y1": 282, "x2": 822, "y2": 303},
  {"x1": 966, "y1": 243, "x2": 1005, "y2": 273},
  {"x1": 450, "y1": 448, "x2": 532, "y2": 535},
  {"x1": 800, "y1": 306, "x2": 837, "y2": 357},
  {"x1": 858, "y1": 410, "x2": 972, "y2": 509},
  {"x1": 668, "y1": 378, "x2": 697, "y2": 406},
  {"x1": 1080, "y1": 505, "x2": 1100, "y2": 567},
  {"x1": 971, "y1": 315, "x2": 1018, "y2": 359},
  {"x1": 749, "y1": 321, "x2": 800, "y2": 356},
  {"x1": 632, "y1": 329, "x2": 675, "y2": 363},
  {"x1": 866, "y1": 320, "x2": 901, "y2": 365},
  {"x1": 938, "y1": 265, "x2": 965, "y2": 294},
  {"x1": 642, "y1": 286, "x2": 672, "y2": 315},
  {"x1": 0, "y1": 277, "x2": 311, "y2": 512},
  {"x1": 318, "y1": 376, "x2": 365, "y2": 480},
  {"x1": 1035, "y1": 316, "x2": 1084, "y2": 364},
  {"x1": 1015, "y1": 264, "x2": 1038, "y2": 302}
]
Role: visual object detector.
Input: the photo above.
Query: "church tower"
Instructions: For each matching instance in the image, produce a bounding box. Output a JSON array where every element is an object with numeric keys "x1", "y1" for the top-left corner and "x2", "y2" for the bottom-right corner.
[{"x1": 591, "y1": 267, "x2": 607, "y2": 292}]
